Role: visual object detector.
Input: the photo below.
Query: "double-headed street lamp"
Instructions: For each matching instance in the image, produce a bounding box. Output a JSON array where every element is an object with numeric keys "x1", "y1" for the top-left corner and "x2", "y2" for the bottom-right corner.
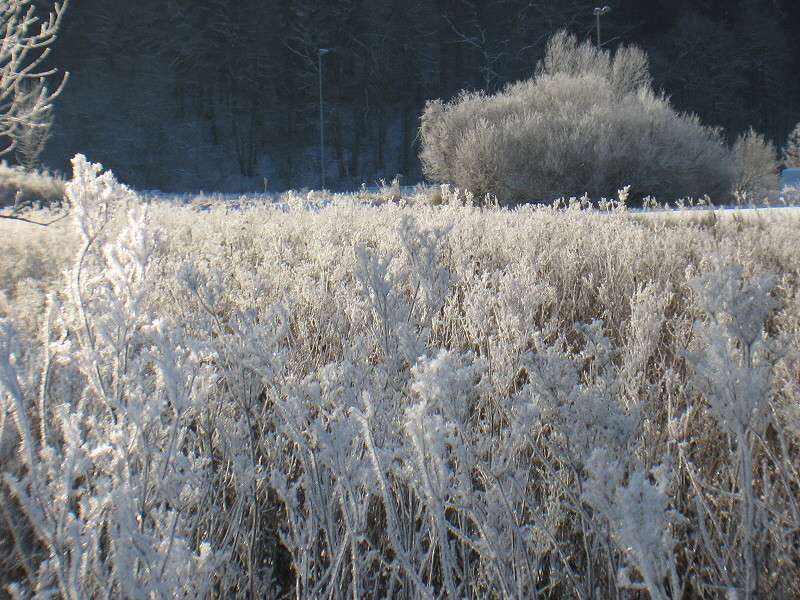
[
  {"x1": 318, "y1": 47, "x2": 329, "y2": 189},
  {"x1": 594, "y1": 6, "x2": 611, "y2": 48}
]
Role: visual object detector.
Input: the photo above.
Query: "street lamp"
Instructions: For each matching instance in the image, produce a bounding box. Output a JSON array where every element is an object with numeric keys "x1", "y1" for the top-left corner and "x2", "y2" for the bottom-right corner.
[
  {"x1": 318, "y1": 47, "x2": 329, "y2": 189},
  {"x1": 593, "y1": 6, "x2": 611, "y2": 48}
]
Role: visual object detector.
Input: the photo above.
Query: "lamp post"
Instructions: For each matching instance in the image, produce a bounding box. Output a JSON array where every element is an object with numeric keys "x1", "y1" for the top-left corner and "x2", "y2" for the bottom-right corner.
[
  {"x1": 318, "y1": 47, "x2": 329, "y2": 189},
  {"x1": 593, "y1": 6, "x2": 611, "y2": 48}
]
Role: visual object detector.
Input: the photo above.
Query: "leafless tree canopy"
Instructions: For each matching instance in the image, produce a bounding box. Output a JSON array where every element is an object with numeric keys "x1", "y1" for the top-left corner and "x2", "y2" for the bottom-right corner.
[{"x1": 0, "y1": 0, "x2": 68, "y2": 161}]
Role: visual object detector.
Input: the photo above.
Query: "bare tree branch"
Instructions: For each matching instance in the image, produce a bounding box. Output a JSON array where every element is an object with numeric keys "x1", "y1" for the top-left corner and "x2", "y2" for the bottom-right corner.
[
  {"x1": 0, "y1": 211, "x2": 67, "y2": 226},
  {"x1": 0, "y1": 0, "x2": 69, "y2": 157}
]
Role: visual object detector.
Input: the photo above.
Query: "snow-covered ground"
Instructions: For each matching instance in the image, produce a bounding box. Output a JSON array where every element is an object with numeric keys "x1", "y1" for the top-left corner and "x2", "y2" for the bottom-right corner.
[{"x1": 782, "y1": 167, "x2": 800, "y2": 189}]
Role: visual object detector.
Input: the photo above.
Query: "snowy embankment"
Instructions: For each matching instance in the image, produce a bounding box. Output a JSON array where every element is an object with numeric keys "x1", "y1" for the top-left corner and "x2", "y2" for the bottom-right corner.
[{"x1": 0, "y1": 160, "x2": 798, "y2": 599}]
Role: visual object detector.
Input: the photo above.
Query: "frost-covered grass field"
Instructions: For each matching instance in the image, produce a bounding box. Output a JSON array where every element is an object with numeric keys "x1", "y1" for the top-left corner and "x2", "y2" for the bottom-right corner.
[{"x1": 0, "y1": 158, "x2": 798, "y2": 599}]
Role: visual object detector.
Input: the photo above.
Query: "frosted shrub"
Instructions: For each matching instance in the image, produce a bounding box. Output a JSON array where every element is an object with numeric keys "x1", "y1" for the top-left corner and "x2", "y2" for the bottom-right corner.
[
  {"x1": 733, "y1": 128, "x2": 780, "y2": 202},
  {"x1": 584, "y1": 453, "x2": 682, "y2": 600},
  {"x1": 686, "y1": 259, "x2": 781, "y2": 600},
  {"x1": 522, "y1": 320, "x2": 639, "y2": 467},
  {"x1": 420, "y1": 31, "x2": 735, "y2": 204},
  {"x1": 2, "y1": 157, "x2": 222, "y2": 598},
  {"x1": 783, "y1": 121, "x2": 800, "y2": 168},
  {"x1": 689, "y1": 259, "x2": 777, "y2": 433}
]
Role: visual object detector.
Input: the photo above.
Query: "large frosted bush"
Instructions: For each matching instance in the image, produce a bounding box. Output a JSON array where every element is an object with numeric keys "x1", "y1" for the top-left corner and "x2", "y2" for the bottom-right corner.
[{"x1": 419, "y1": 32, "x2": 735, "y2": 204}]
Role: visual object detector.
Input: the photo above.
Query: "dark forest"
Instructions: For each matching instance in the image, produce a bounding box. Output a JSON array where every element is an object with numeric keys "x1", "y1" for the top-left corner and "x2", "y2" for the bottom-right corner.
[{"x1": 39, "y1": 0, "x2": 800, "y2": 192}]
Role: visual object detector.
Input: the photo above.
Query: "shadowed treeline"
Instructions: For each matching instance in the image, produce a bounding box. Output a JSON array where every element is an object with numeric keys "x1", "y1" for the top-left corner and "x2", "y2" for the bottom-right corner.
[{"x1": 39, "y1": 0, "x2": 800, "y2": 192}]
